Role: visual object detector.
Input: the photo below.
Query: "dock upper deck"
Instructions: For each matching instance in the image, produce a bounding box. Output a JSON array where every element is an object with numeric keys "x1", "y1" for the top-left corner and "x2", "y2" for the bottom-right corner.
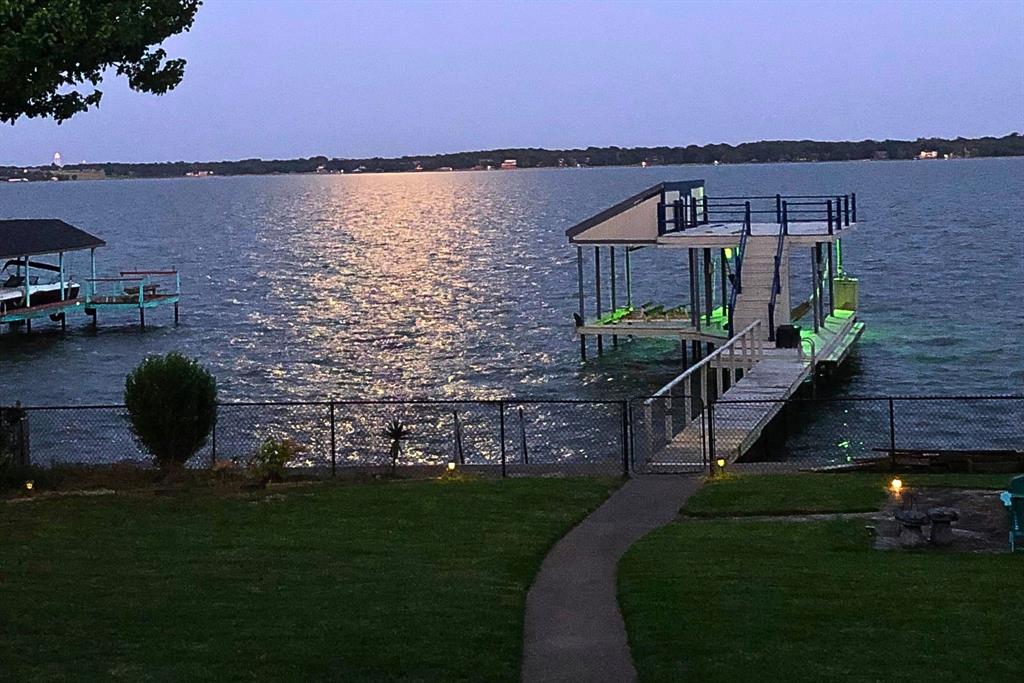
[
  {"x1": 566, "y1": 181, "x2": 857, "y2": 247},
  {"x1": 655, "y1": 219, "x2": 854, "y2": 248}
]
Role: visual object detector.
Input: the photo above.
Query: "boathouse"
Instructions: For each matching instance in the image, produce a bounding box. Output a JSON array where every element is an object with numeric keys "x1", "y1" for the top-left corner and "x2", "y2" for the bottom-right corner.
[
  {"x1": 0, "y1": 218, "x2": 180, "y2": 331},
  {"x1": 566, "y1": 180, "x2": 865, "y2": 472}
]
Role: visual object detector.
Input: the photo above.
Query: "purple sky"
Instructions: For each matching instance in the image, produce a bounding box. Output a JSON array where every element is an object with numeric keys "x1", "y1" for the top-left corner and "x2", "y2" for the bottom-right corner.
[{"x1": 2, "y1": 0, "x2": 1022, "y2": 165}]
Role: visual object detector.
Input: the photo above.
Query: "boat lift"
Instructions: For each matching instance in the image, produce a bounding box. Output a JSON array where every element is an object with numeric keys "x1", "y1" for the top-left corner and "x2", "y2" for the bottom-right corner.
[{"x1": 0, "y1": 219, "x2": 180, "y2": 332}]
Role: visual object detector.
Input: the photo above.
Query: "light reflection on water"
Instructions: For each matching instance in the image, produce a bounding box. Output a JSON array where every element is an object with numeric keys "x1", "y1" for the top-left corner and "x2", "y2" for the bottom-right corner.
[{"x1": 1, "y1": 159, "x2": 1022, "y2": 410}]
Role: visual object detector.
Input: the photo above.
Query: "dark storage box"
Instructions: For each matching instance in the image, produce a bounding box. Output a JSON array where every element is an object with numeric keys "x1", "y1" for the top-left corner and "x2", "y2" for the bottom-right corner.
[{"x1": 775, "y1": 324, "x2": 801, "y2": 348}]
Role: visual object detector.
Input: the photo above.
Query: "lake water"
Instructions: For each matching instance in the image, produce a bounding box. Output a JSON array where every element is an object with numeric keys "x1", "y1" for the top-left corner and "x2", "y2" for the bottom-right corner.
[{"x1": 2, "y1": 158, "x2": 1023, "y2": 407}]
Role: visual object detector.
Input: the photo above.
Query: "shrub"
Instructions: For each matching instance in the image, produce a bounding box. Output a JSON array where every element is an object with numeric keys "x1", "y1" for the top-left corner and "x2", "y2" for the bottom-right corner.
[
  {"x1": 0, "y1": 405, "x2": 26, "y2": 468},
  {"x1": 124, "y1": 352, "x2": 217, "y2": 470},
  {"x1": 248, "y1": 437, "x2": 304, "y2": 484}
]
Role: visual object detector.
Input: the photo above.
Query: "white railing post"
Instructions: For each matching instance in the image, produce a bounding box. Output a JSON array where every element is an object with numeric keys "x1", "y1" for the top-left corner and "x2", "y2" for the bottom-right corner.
[
  {"x1": 664, "y1": 396, "x2": 673, "y2": 441},
  {"x1": 644, "y1": 403, "x2": 653, "y2": 452}
]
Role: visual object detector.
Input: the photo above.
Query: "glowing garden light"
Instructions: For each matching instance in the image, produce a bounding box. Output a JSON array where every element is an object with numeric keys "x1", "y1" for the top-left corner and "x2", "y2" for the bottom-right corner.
[
  {"x1": 24, "y1": 480, "x2": 33, "y2": 491},
  {"x1": 890, "y1": 478, "x2": 903, "y2": 494},
  {"x1": 447, "y1": 462, "x2": 456, "y2": 472}
]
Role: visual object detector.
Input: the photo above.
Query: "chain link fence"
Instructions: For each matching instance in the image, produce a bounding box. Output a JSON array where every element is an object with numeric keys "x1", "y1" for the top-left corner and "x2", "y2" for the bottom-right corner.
[
  {"x1": 8, "y1": 399, "x2": 630, "y2": 477},
  {"x1": 631, "y1": 395, "x2": 1023, "y2": 474},
  {"x1": 5, "y1": 396, "x2": 1022, "y2": 479}
]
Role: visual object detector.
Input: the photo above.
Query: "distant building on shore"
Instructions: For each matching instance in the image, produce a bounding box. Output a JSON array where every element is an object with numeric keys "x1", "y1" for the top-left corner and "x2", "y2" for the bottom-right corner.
[
  {"x1": 59, "y1": 168, "x2": 106, "y2": 181},
  {"x1": 500, "y1": 159, "x2": 518, "y2": 170},
  {"x1": 918, "y1": 150, "x2": 939, "y2": 160}
]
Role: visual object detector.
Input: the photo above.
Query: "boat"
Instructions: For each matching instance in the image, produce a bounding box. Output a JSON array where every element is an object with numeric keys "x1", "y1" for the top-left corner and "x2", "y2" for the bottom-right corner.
[{"x1": 0, "y1": 259, "x2": 80, "y2": 312}]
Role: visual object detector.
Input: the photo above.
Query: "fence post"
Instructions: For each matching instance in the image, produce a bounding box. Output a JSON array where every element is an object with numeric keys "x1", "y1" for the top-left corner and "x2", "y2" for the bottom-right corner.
[
  {"x1": 499, "y1": 400, "x2": 506, "y2": 478},
  {"x1": 706, "y1": 401, "x2": 716, "y2": 476},
  {"x1": 621, "y1": 400, "x2": 630, "y2": 478},
  {"x1": 518, "y1": 406, "x2": 529, "y2": 465},
  {"x1": 330, "y1": 400, "x2": 337, "y2": 477},
  {"x1": 211, "y1": 407, "x2": 218, "y2": 466},
  {"x1": 14, "y1": 402, "x2": 30, "y2": 467},
  {"x1": 888, "y1": 398, "x2": 897, "y2": 472}
]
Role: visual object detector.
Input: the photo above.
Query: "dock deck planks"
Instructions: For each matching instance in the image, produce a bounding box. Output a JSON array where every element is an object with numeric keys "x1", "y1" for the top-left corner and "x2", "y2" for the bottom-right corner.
[{"x1": 646, "y1": 312, "x2": 864, "y2": 471}]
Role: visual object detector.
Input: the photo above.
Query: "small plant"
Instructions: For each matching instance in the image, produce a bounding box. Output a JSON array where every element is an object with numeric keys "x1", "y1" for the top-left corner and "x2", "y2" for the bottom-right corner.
[
  {"x1": 0, "y1": 405, "x2": 27, "y2": 472},
  {"x1": 248, "y1": 437, "x2": 304, "y2": 484},
  {"x1": 382, "y1": 419, "x2": 411, "y2": 474},
  {"x1": 124, "y1": 352, "x2": 217, "y2": 471}
]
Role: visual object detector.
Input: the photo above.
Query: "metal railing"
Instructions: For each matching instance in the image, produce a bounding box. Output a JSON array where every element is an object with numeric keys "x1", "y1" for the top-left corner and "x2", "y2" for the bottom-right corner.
[
  {"x1": 640, "y1": 321, "x2": 765, "y2": 465},
  {"x1": 766, "y1": 202, "x2": 788, "y2": 341},
  {"x1": 726, "y1": 202, "x2": 752, "y2": 338},
  {"x1": 704, "y1": 193, "x2": 856, "y2": 225}
]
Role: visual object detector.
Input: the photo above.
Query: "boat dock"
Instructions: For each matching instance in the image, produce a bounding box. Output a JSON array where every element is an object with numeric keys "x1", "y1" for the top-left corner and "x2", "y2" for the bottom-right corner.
[
  {"x1": 0, "y1": 219, "x2": 180, "y2": 332},
  {"x1": 564, "y1": 180, "x2": 865, "y2": 472}
]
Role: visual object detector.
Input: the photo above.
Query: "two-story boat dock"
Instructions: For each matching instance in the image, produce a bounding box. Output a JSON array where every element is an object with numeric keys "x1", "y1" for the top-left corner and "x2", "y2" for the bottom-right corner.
[{"x1": 566, "y1": 180, "x2": 865, "y2": 471}]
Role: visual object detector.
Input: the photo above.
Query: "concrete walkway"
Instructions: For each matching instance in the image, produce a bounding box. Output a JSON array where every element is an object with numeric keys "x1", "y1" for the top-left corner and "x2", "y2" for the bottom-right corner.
[{"x1": 521, "y1": 476, "x2": 701, "y2": 683}]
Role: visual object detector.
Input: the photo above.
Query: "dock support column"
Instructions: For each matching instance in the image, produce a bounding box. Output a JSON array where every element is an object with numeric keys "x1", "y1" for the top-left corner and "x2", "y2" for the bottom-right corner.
[
  {"x1": 624, "y1": 247, "x2": 632, "y2": 308},
  {"x1": 688, "y1": 249, "x2": 701, "y2": 331},
  {"x1": 576, "y1": 247, "x2": 586, "y2": 360},
  {"x1": 594, "y1": 246, "x2": 603, "y2": 356},
  {"x1": 22, "y1": 254, "x2": 30, "y2": 308},
  {"x1": 609, "y1": 247, "x2": 618, "y2": 348},
  {"x1": 719, "y1": 248, "x2": 728, "y2": 317},
  {"x1": 827, "y1": 238, "x2": 836, "y2": 316},
  {"x1": 810, "y1": 246, "x2": 820, "y2": 333},
  {"x1": 58, "y1": 252, "x2": 66, "y2": 332},
  {"x1": 22, "y1": 254, "x2": 31, "y2": 334},
  {"x1": 703, "y1": 248, "x2": 713, "y2": 327},
  {"x1": 139, "y1": 307, "x2": 146, "y2": 330},
  {"x1": 174, "y1": 302, "x2": 180, "y2": 325},
  {"x1": 815, "y1": 243, "x2": 826, "y2": 323}
]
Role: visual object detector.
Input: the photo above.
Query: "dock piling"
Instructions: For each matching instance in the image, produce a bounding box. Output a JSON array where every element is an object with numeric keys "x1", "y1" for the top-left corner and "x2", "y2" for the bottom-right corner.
[
  {"x1": 609, "y1": 247, "x2": 618, "y2": 348},
  {"x1": 576, "y1": 247, "x2": 586, "y2": 360},
  {"x1": 594, "y1": 246, "x2": 603, "y2": 356}
]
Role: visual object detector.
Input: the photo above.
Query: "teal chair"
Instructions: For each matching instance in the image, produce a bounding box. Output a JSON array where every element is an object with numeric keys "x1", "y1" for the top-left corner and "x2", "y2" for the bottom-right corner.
[{"x1": 999, "y1": 475, "x2": 1024, "y2": 551}]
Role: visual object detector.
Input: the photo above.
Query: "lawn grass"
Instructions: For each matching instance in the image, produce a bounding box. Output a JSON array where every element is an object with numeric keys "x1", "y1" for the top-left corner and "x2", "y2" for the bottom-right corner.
[
  {"x1": 619, "y1": 518, "x2": 1023, "y2": 682},
  {"x1": 683, "y1": 472, "x2": 1016, "y2": 517},
  {"x1": 621, "y1": 472, "x2": 1023, "y2": 682},
  {"x1": 0, "y1": 477, "x2": 616, "y2": 681}
]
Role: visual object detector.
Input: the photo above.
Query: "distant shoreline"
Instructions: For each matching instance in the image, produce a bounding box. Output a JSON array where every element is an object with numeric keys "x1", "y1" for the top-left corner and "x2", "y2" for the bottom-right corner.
[{"x1": 3, "y1": 133, "x2": 1021, "y2": 182}]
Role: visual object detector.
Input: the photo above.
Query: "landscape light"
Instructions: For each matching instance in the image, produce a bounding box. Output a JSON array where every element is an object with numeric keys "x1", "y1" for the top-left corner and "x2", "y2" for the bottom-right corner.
[
  {"x1": 890, "y1": 478, "x2": 902, "y2": 494},
  {"x1": 716, "y1": 458, "x2": 726, "y2": 469},
  {"x1": 24, "y1": 480, "x2": 34, "y2": 491},
  {"x1": 447, "y1": 462, "x2": 456, "y2": 471}
]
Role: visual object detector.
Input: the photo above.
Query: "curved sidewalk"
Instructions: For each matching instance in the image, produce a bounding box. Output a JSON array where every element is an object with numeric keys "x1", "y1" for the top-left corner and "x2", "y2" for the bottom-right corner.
[{"x1": 522, "y1": 475, "x2": 701, "y2": 683}]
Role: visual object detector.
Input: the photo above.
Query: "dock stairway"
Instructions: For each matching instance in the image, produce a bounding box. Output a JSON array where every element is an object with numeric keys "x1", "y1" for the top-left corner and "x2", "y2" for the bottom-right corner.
[{"x1": 731, "y1": 237, "x2": 789, "y2": 342}]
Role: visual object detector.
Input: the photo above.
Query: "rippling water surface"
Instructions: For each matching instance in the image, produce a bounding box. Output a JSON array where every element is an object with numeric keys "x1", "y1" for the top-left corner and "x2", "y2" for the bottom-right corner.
[{"x1": 2, "y1": 158, "x2": 1022, "y2": 405}]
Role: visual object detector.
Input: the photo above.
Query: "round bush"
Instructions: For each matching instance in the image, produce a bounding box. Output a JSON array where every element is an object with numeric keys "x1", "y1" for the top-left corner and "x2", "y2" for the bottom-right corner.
[{"x1": 124, "y1": 352, "x2": 217, "y2": 469}]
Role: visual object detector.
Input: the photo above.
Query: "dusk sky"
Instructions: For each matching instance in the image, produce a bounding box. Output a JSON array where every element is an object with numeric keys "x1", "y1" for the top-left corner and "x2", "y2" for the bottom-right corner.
[{"x1": 2, "y1": 0, "x2": 1022, "y2": 166}]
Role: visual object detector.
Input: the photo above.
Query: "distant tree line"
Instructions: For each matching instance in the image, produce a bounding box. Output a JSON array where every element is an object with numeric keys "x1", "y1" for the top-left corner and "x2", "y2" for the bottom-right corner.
[{"x1": 2, "y1": 134, "x2": 1021, "y2": 180}]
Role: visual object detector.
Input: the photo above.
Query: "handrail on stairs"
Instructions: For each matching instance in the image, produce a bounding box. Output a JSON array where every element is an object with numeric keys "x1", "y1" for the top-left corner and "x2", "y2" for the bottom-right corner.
[
  {"x1": 646, "y1": 320, "x2": 763, "y2": 405},
  {"x1": 726, "y1": 202, "x2": 751, "y2": 338},
  {"x1": 767, "y1": 201, "x2": 789, "y2": 342}
]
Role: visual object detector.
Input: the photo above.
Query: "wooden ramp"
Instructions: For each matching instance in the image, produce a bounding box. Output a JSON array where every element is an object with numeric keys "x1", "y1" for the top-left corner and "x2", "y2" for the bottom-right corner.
[{"x1": 642, "y1": 313, "x2": 863, "y2": 472}]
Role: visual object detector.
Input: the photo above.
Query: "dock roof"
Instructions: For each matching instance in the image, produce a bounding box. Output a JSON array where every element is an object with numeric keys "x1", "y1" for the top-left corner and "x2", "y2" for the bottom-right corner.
[
  {"x1": 566, "y1": 180, "x2": 705, "y2": 245},
  {"x1": 0, "y1": 219, "x2": 106, "y2": 259}
]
